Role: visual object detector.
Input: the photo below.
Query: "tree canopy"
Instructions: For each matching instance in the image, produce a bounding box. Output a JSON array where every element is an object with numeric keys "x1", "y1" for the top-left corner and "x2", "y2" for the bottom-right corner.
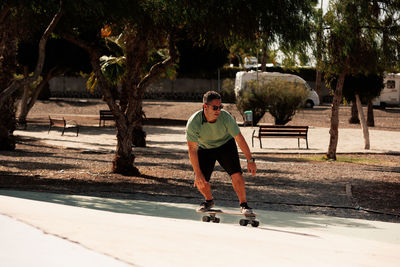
[
  {"x1": 2, "y1": 0, "x2": 320, "y2": 174},
  {"x1": 322, "y1": 0, "x2": 400, "y2": 159}
]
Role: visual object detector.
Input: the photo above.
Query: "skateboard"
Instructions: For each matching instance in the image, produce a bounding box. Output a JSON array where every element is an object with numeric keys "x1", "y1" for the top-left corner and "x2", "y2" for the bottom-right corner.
[{"x1": 197, "y1": 209, "x2": 260, "y2": 227}]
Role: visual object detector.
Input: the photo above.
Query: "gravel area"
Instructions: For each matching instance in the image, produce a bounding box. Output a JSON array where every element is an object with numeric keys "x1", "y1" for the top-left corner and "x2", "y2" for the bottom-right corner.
[{"x1": 1, "y1": 98, "x2": 399, "y2": 223}]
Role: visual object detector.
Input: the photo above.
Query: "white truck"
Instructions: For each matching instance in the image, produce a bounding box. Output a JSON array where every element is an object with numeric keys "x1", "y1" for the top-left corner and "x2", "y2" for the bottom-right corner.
[
  {"x1": 234, "y1": 71, "x2": 320, "y2": 108},
  {"x1": 372, "y1": 73, "x2": 400, "y2": 107}
]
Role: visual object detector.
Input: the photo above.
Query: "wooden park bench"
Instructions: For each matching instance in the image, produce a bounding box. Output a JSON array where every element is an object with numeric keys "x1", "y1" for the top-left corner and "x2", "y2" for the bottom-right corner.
[
  {"x1": 99, "y1": 110, "x2": 115, "y2": 127},
  {"x1": 48, "y1": 116, "x2": 79, "y2": 136},
  {"x1": 252, "y1": 125, "x2": 309, "y2": 149}
]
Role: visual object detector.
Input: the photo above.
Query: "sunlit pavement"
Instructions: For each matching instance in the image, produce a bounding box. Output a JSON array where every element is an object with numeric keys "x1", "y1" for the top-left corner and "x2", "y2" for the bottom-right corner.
[
  {"x1": 15, "y1": 125, "x2": 400, "y2": 154},
  {"x1": 1, "y1": 190, "x2": 399, "y2": 267}
]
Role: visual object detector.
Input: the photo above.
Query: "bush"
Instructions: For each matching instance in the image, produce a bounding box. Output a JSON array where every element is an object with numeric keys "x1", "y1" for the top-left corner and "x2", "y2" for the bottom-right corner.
[
  {"x1": 236, "y1": 80, "x2": 268, "y2": 125},
  {"x1": 267, "y1": 79, "x2": 309, "y2": 125},
  {"x1": 220, "y1": 78, "x2": 236, "y2": 103},
  {"x1": 236, "y1": 78, "x2": 308, "y2": 125}
]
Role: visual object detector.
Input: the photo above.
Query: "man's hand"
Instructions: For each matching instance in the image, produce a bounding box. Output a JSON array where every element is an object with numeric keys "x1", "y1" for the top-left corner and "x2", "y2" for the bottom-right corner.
[{"x1": 247, "y1": 161, "x2": 257, "y2": 176}]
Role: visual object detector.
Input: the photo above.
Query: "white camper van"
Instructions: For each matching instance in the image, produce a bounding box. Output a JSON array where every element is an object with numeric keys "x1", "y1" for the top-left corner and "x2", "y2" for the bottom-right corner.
[
  {"x1": 234, "y1": 71, "x2": 320, "y2": 108},
  {"x1": 373, "y1": 73, "x2": 400, "y2": 107}
]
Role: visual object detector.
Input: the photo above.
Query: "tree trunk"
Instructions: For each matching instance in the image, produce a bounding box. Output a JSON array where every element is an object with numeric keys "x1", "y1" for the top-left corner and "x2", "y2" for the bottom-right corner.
[
  {"x1": 0, "y1": 98, "x2": 16, "y2": 150},
  {"x1": 315, "y1": 70, "x2": 323, "y2": 103},
  {"x1": 132, "y1": 106, "x2": 146, "y2": 147},
  {"x1": 315, "y1": 9, "x2": 323, "y2": 104},
  {"x1": 18, "y1": 68, "x2": 57, "y2": 127},
  {"x1": 63, "y1": 28, "x2": 177, "y2": 176},
  {"x1": 113, "y1": 120, "x2": 139, "y2": 175},
  {"x1": 355, "y1": 93, "x2": 370, "y2": 149},
  {"x1": 349, "y1": 101, "x2": 360, "y2": 124},
  {"x1": 0, "y1": 12, "x2": 17, "y2": 150},
  {"x1": 18, "y1": 66, "x2": 30, "y2": 127},
  {"x1": 61, "y1": 33, "x2": 140, "y2": 176},
  {"x1": 367, "y1": 99, "x2": 375, "y2": 127},
  {"x1": 111, "y1": 29, "x2": 148, "y2": 174},
  {"x1": 261, "y1": 48, "x2": 267, "y2": 72},
  {"x1": 327, "y1": 72, "x2": 346, "y2": 160}
]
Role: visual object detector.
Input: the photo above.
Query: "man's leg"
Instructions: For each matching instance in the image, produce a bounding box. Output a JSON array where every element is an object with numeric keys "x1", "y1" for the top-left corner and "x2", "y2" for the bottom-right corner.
[
  {"x1": 231, "y1": 172, "x2": 247, "y2": 204},
  {"x1": 196, "y1": 181, "x2": 213, "y2": 201},
  {"x1": 216, "y1": 139, "x2": 246, "y2": 204},
  {"x1": 197, "y1": 147, "x2": 216, "y2": 202},
  {"x1": 232, "y1": 172, "x2": 253, "y2": 214}
]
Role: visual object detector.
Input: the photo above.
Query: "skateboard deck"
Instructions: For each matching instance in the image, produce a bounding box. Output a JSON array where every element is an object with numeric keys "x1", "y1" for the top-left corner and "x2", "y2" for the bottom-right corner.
[{"x1": 197, "y1": 209, "x2": 259, "y2": 227}]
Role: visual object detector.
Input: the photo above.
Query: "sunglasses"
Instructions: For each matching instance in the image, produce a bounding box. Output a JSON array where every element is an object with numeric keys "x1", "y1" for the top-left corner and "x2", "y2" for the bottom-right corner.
[{"x1": 208, "y1": 104, "x2": 223, "y2": 111}]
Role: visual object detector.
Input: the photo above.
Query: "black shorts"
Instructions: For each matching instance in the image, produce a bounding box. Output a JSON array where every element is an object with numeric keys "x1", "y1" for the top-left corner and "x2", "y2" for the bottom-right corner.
[{"x1": 198, "y1": 138, "x2": 242, "y2": 182}]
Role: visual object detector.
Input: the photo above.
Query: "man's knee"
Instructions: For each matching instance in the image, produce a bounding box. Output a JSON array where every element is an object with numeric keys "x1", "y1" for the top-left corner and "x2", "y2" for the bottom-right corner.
[{"x1": 231, "y1": 172, "x2": 244, "y2": 182}]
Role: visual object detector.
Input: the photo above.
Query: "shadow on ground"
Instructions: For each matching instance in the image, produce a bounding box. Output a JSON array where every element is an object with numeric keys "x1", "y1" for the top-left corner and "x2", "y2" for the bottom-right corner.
[{"x1": 0, "y1": 189, "x2": 379, "y2": 232}]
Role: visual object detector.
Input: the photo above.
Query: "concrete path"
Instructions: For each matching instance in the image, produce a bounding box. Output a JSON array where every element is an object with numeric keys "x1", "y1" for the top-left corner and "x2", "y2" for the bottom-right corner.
[
  {"x1": 14, "y1": 125, "x2": 400, "y2": 154},
  {"x1": 0, "y1": 213, "x2": 130, "y2": 267},
  {"x1": 8, "y1": 122, "x2": 400, "y2": 266},
  {"x1": 1, "y1": 190, "x2": 399, "y2": 267}
]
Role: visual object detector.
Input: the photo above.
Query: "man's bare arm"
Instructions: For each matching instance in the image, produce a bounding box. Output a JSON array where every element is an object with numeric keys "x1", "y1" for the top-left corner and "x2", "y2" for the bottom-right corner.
[
  {"x1": 187, "y1": 141, "x2": 209, "y2": 188},
  {"x1": 234, "y1": 132, "x2": 257, "y2": 176}
]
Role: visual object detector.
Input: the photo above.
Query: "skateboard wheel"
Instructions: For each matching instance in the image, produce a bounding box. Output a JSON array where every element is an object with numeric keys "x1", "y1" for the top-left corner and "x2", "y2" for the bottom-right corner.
[
  {"x1": 202, "y1": 216, "x2": 211, "y2": 222},
  {"x1": 213, "y1": 217, "x2": 220, "y2": 223},
  {"x1": 251, "y1": 220, "x2": 259, "y2": 227},
  {"x1": 239, "y1": 219, "x2": 249, "y2": 226}
]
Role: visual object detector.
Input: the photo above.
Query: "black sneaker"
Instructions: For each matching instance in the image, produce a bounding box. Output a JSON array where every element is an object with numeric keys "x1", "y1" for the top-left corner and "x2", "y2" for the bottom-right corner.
[
  {"x1": 197, "y1": 199, "x2": 215, "y2": 212},
  {"x1": 240, "y1": 202, "x2": 254, "y2": 215}
]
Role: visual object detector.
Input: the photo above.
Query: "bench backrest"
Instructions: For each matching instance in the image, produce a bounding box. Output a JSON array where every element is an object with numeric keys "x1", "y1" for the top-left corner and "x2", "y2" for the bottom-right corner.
[
  {"x1": 49, "y1": 116, "x2": 66, "y2": 126},
  {"x1": 258, "y1": 125, "x2": 308, "y2": 136},
  {"x1": 99, "y1": 110, "x2": 114, "y2": 118}
]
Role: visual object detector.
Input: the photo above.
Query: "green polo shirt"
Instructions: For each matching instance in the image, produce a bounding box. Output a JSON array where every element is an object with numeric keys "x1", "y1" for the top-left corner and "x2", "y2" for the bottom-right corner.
[{"x1": 185, "y1": 109, "x2": 240, "y2": 149}]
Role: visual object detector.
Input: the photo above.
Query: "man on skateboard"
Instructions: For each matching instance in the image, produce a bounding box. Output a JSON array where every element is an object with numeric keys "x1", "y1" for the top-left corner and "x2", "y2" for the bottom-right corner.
[{"x1": 186, "y1": 91, "x2": 257, "y2": 215}]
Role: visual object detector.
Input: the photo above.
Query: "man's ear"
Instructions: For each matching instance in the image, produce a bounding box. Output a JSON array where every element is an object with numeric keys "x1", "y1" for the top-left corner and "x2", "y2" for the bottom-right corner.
[{"x1": 203, "y1": 103, "x2": 207, "y2": 109}]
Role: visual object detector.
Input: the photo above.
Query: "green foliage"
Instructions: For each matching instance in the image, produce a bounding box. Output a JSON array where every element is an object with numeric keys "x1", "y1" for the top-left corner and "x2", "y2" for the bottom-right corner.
[
  {"x1": 236, "y1": 78, "x2": 309, "y2": 125},
  {"x1": 100, "y1": 55, "x2": 126, "y2": 85},
  {"x1": 220, "y1": 79, "x2": 236, "y2": 103},
  {"x1": 147, "y1": 49, "x2": 178, "y2": 80},
  {"x1": 86, "y1": 73, "x2": 97, "y2": 94},
  {"x1": 236, "y1": 81, "x2": 267, "y2": 125},
  {"x1": 86, "y1": 55, "x2": 125, "y2": 94},
  {"x1": 342, "y1": 74, "x2": 384, "y2": 103},
  {"x1": 104, "y1": 35, "x2": 125, "y2": 57},
  {"x1": 322, "y1": 0, "x2": 397, "y2": 77},
  {"x1": 321, "y1": 0, "x2": 400, "y2": 105},
  {"x1": 266, "y1": 80, "x2": 309, "y2": 125},
  {"x1": 1, "y1": 0, "x2": 59, "y2": 40}
]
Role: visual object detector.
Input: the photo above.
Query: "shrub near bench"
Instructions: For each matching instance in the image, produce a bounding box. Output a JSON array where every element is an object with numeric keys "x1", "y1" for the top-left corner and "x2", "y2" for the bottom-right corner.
[{"x1": 252, "y1": 125, "x2": 309, "y2": 149}]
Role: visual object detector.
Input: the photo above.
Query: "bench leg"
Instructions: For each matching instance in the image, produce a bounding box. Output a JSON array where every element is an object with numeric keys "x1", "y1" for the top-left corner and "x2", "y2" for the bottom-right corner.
[
  {"x1": 76, "y1": 126, "x2": 79, "y2": 137},
  {"x1": 62, "y1": 127, "x2": 65, "y2": 136},
  {"x1": 259, "y1": 137, "x2": 262, "y2": 148},
  {"x1": 298, "y1": 138, "x2": 300, "y2": 148},
  {"x1": 306, "y1": 138, "x2": 309, "y2": 149},
  {"x1": 251, "y1": 130, "x2": 255, "y2": 147}
]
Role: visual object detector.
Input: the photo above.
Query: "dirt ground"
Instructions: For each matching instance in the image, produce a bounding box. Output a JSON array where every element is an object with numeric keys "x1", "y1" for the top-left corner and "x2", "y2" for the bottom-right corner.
[{"x1": 1, "y1": 99, "x2": 400, "y2": 223}]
